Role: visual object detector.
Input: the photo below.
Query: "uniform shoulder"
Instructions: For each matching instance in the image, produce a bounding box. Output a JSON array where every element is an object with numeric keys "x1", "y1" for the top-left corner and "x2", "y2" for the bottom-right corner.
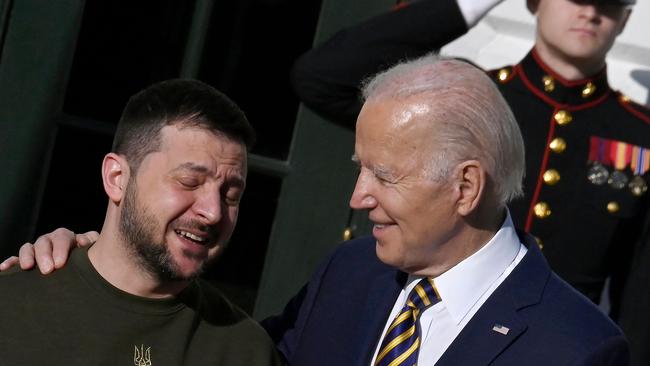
[{"x1": 614, "y1": 91, "x2": 650, "y2": 125}]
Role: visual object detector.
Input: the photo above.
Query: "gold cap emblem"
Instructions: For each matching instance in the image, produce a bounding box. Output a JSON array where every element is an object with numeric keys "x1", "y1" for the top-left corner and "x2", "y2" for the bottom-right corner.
[
  {"x1": 554, "y1": 110, "x2": 573, "y2": 126},
  {"x1": 543, "y1": 169, "x2": 561, "y2": 185},
  {"x1": 534, "y1": 202, "x2": 552, "y2": 219},
  {"x1": 542, "y1": 75, "x2": 555, "y2": 92},
  {"x1": 549, "y1": 137, "x2": 567, "y2": 153}
]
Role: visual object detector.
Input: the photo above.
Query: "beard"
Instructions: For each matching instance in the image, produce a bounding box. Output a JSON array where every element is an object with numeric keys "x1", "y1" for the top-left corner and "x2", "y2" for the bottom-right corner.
[{"x1": 118, "y1": 178, "x2": 207, "y2": 283}]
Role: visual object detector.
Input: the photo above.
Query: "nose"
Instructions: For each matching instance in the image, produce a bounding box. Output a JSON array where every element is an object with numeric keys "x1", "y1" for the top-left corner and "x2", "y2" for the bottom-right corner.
[
  {"x1": 349, "y1": 168, "x2": 378, "y2": 210},
  {"x1": 578, "y1": 3, "x2": 599, "y2": 21},
  {"x1": 194, "y1": 189, "x2": 223, "y2": 226}
]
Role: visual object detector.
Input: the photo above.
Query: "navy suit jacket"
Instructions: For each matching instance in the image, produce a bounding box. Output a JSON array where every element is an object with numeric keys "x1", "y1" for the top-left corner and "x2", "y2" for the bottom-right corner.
[{"x1": 262, "y1": 235, "x2": 629, "y2": 365}]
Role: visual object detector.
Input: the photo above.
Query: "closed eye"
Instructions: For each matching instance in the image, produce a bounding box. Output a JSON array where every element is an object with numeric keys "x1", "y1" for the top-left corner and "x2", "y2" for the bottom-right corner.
[{"x1": 178, "y1": 178, "x2": 200, "y2": 189}]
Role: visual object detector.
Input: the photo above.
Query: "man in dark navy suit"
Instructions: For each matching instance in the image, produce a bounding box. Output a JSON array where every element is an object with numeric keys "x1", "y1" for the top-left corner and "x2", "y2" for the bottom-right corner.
[
  {"x1": 261, "y1": 55, "x2": 628, "y2": 365},
  {"x1": 288, "y1": 0, "x2": 650, "y2": 364}
]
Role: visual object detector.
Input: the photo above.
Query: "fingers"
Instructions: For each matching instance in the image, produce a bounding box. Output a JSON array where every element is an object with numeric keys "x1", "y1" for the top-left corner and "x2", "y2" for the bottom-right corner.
[
  {"x1": 8, "y1": 228, "x2": 92, "y2": 274},
  {"x1": 75, "y1": 231, "x2": 99, "y2": 247},
  {"x1": 0, "y1": 256, "x2": 19, "y2": 271},
  {"x1": 48, "y1": 228, "x2": 78, "y2": 270},
  {"x1": 18, "y1": 242, "x2": 37, "y2": 271}
]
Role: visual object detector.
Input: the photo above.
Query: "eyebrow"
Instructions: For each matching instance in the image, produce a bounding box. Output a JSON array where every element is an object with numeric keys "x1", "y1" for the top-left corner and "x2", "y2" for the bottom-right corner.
[
  {"x1": 171, "y1": 162, "x2": 246, "y2": 188},
  {"x1": 373, "y1": 166, "x2": 396, "y2": 182},
  {"x1": 172, "y1": 162, "x2": 210, "y2": 174},
  {"x1": 350, "y1": 154, "x2": 396, "y2": 182}
]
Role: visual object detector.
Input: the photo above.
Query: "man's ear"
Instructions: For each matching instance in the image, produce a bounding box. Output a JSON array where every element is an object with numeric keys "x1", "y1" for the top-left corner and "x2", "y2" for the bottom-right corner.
[
  {"x1": 527, "y1": 0, "x2": 540, "y2": 14},
  {"x1": 454, "y1": 160, "x2": 486, "y2": 217},
  {"x1": 102, "y1": 153, "x2": 129, "y2": 203}
]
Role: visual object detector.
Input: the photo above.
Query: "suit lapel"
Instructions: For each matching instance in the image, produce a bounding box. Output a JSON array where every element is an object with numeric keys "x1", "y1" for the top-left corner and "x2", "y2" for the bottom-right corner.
[
  {"x1": 436, "y1": 233, "x2": 549, "y2": 366},
  {"x1": 435, "y1": 289, "x2": 527, "y2": 366},
  {"x1": 353, "y1": 269, "x2": 407, "y2": 366}
]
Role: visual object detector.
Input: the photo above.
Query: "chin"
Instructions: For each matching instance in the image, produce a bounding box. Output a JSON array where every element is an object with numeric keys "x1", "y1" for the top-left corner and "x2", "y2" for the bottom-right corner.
[{"x1": 374, "y1": 241, "x2": 404, "y2": 268}]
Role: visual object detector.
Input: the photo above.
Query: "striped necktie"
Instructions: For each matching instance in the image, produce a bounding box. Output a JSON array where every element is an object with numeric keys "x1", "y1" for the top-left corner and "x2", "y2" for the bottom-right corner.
[{"x1": 374, "y1": 278, "x2": 441, "y2": 366}]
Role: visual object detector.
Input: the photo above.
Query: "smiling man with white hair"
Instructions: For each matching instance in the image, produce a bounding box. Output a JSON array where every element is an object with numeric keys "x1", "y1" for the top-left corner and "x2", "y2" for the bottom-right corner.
[
  {"x1": 263, "y1": 55, "x2": 628, "y2": 365},
  {"x1": 289, "y1": 0, "x2": 650, "y2": 364}
]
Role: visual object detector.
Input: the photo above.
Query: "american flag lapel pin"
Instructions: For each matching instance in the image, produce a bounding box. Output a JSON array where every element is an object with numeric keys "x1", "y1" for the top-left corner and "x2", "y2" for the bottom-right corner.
[{"x1": 492, "y1": 324, "x2": 510, "y2": 335}]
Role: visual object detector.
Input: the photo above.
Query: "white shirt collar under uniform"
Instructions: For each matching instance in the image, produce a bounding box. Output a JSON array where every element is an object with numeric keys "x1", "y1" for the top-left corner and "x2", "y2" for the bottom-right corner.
[{"x1": 370, "y1": 210, "x2": 528, "y2": 365}]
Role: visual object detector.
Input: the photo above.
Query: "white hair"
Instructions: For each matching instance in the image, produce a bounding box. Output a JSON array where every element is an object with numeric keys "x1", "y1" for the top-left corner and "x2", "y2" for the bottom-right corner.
[{"x1": 361, "y1": 53, "x2": 525, "y2": 206}]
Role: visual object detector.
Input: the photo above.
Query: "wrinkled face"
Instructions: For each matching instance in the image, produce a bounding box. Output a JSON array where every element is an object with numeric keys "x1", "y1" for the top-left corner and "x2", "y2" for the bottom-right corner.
[
  {"x1": 119, "y1": 125, "x2": 247, "y2": 282},
  {"x1": 350, "y1": 98, "x2": 460, "y2": 273},
  {"x1": 534, "y1": 0, "x2": 630, "y2": 64}
]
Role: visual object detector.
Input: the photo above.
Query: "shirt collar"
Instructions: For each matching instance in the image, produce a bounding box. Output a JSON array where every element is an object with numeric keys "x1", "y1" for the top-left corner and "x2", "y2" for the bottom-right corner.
[{"x1": 405, "y1": 211, "x2": 522, "y2": 325}]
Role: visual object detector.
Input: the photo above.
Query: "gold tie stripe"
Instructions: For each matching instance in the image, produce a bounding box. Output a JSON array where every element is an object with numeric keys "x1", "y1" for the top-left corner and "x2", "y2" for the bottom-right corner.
[{"x1": 374, "y1": 278, "x2": 441, "y2": 366}]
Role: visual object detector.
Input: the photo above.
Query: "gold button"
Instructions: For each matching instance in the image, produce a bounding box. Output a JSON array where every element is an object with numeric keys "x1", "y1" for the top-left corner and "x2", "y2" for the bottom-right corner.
[
  {"x1": 619, "y1": 94, "x2": 630, "y2": 103},
  {"x1": 549, "y1": 137, "x2": 567, "y2": 153},
  {"x1": 534, "y1": 236, "x2": 544, "y2": 250},
  {"x1": 543, "y1": 169, "x2": 561, "y2": 185},
  {"x1": 497, "y1": 68, "x2": 511, "y2": 83},
  {"x1": 554, "y1": 110, "x2": 573, "y2": 126},
  {"x1": 534, "y1": 202, "x2": 552, "y2": 219},
  {"x1": 542, "y1": 75, "x2": 555, "y2": 92},
  {"x1": 607, "y1": 201, "x2": 620, "y2": 214},
  {"x1": 342, "y1": 227, "x2": 353, "y2": 241},
  {"x1": 582, "y1": 82, "x2": 596, "y2": 98}
]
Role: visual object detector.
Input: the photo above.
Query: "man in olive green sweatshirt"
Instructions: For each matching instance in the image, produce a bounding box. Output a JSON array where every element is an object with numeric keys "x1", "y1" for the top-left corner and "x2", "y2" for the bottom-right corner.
[{"x1": 0, "y1": 79, "x2": 281, "y2": 366}]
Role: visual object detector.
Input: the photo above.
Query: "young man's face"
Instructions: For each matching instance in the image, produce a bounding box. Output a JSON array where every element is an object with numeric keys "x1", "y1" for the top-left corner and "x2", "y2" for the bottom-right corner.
[
  {"x1": 119, "y1": 124, "x2": 247, "y2": 282},
  {"x1": 533, "y1": 0, "x2": 630, "y2": 66}
]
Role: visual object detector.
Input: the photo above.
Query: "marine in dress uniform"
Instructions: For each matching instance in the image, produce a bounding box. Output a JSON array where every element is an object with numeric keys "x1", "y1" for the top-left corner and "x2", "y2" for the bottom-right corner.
[
  {"x1": 489, "y1": 49, "x2": 650, "y2": 306},
  {"x1": 290, "y1": 0, "x2": 650, "y2": 364}
]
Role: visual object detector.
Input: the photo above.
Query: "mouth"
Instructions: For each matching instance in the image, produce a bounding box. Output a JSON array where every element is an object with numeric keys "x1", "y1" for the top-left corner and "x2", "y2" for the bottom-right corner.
[
  {"x1": 372, "y1": 222, "x2": 395, "y2": 235},
  {"x1": 175, "y1": 229, "x2": 209, "y2": 246},
  {"x1": 570, "y1": 28, "x2": 596, "y2": 37}
]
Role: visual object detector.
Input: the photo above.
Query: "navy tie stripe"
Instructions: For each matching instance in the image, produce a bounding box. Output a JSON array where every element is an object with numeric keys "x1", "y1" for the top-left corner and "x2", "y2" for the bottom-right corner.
[{"x1": 375, "y1": 278, "x2": 441, "y2": 366}]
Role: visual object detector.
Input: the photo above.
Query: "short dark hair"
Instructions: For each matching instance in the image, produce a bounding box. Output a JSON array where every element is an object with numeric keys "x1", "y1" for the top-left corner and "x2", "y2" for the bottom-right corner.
[{"x1": 112, "y1": 79, "x2": 255, "y2": 173}]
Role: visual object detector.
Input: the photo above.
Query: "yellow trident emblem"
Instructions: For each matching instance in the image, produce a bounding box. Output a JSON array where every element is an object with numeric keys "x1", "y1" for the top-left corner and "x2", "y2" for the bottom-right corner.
[{"x1": 134, "y1": 345, "x2": 152, "y2": 366}]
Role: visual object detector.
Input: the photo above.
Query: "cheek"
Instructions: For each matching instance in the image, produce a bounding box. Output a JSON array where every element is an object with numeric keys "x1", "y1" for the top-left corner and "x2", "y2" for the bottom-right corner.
[
  {"x1": 155, "y1": 191, "x2": 197, "y2": 224},
  {"x1": 219, "y1": 206, "x2": 240, "y2": 233},
  {"x1": 227, "y1": 206, "x2": 239, "y2": 227}
]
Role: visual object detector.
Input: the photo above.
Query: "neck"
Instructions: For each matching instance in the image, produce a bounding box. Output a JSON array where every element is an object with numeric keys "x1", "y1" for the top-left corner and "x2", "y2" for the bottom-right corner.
[
  {"x1": 89, "y1": 220, "x2": 189, "y2": 299},
  {"x1": 534, "y1": 43, "x2": 605, "y2": 81},
  {"x1": 413, "y1": 208, "x2": 505, "y2": 278}
]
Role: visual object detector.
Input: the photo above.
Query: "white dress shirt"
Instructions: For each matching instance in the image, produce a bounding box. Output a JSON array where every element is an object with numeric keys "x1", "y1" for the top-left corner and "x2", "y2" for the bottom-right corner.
[{"x1": 370, "y1": 212, "x2": 527, "y2": 365}]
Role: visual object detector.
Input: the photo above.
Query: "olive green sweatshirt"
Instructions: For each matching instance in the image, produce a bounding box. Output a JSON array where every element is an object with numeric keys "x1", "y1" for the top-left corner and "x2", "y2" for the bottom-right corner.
[{"x1": 0, "y1": 247, "x2": 282, "y2": 366}]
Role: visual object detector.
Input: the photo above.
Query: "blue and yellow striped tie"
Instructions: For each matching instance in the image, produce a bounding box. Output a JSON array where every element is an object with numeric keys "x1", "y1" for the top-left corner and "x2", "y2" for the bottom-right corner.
[{"x1": 374, "y1": 278, "x2": 441, "y2": 366}]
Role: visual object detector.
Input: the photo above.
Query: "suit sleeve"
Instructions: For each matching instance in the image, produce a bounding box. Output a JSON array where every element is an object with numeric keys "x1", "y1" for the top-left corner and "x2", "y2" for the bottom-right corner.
[
  {"x1": 290, "y1": 0, "x2": 470, "y2": 127},
  {"x1": 571, "y1": 335, "x2": 630, "y2": 366},
  {"x1": 259, "y1": 248, "x2": 339, "y2": 363}
]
